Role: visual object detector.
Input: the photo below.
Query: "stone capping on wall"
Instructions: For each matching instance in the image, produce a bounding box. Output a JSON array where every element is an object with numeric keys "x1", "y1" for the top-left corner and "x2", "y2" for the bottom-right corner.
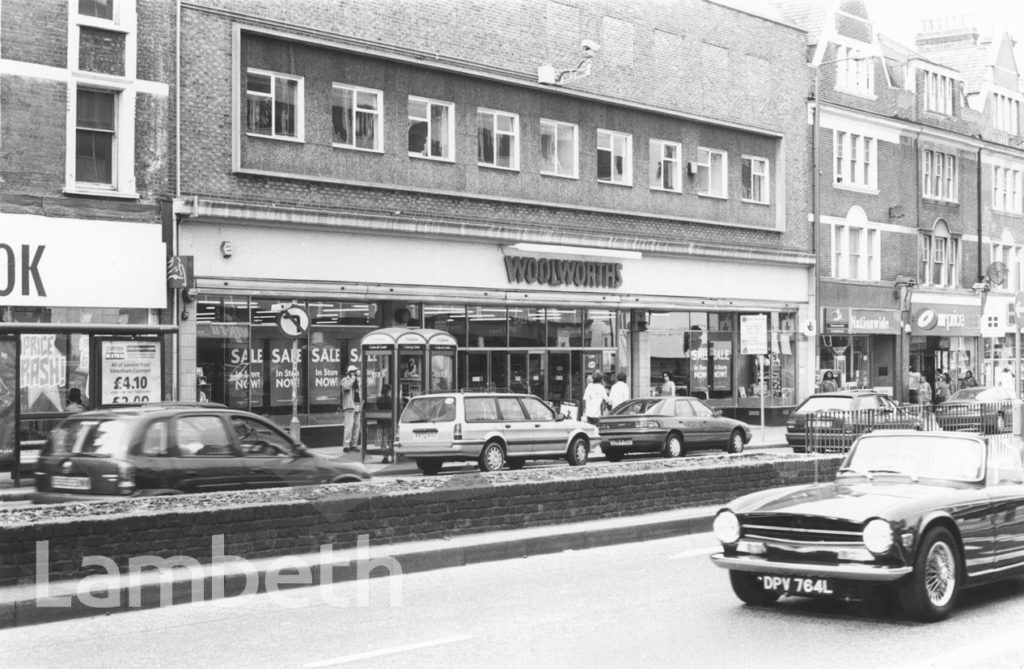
[{"x1": 0, "y1": 454, "x2": 843, "y2": 586}]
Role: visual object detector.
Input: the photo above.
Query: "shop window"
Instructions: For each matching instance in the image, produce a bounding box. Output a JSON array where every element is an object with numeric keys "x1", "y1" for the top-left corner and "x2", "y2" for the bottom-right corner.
[
  {"x1": 467, "y1": 306, "x2": 508, "y2": 347},
  {"x1": 585, "y1": 309, "x2": 615, "y2": 347},
  {"x1": 18, "y1": 333, "x2": 90, "y2": 414},
  {"x1": 245, "y1": 70, "x2": 302, "y2": 140},
  {"x1": 408, "y1": 96, "x2": 453, "y2": 160},
  {"x1": 546, "y1": 308, "x2": 583, "y2": 348},
  {"x1": 331, "y1": 84, "x2": 382, "y2": 152},
  {"x1": 509, "y1": 307, "x2": 546, "y2": 347},
  {"x1": 540, "y1": 119, "x2": 578, "y2": 178},
  {"x1": 696, "y1": 147, "x2": 726, "y2": 198},
  {"x1": 649, "y1": 139, "x2": 681, "y2": 192},
  {"x1": 423, "y1": 305, "x2": 466, "y2": 344},
  {"x1": 597, "y1": 129, "x2": 632, "y2": 185}
]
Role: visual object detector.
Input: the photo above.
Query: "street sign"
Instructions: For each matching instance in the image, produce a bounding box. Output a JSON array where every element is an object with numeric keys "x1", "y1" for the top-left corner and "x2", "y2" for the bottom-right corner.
[
  {"x1": 276, "y1": 305, "x2": 310, "y2": 338},
  {"x1": 740, "y1": 314, "x2": 768, "y2": 355}
]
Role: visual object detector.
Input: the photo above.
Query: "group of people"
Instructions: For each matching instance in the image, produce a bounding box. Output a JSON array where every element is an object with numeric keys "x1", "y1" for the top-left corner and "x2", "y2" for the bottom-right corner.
[
  {"x1": 909, "y1": 366, "x2": 980, "y2": 405},
  {"x1": 580, "y1": 372, "x2": 631, "y2": 425}
]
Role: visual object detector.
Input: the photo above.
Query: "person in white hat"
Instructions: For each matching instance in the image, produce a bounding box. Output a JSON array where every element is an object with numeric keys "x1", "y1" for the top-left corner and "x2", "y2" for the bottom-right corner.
[{"x1": 341, "y1": 364, "x2": 360, "y2": 451}]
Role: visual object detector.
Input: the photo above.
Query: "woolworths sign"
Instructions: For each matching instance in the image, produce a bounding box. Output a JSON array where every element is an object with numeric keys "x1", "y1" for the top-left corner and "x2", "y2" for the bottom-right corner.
[{"x1": 503, "y1": 256, "x2": 623, "y2": 289}]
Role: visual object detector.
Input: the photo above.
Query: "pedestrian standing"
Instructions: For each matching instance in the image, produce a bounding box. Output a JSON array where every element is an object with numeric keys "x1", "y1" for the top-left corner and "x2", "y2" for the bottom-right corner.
[
  {"x1": 341, "y1": 365, "x2": 359, "y2": 451},
  {"x1": 582, "y1": 373, "x2": 610, "y2": 425},
  {"x1": 998, "y1": 366, "x2": 1016, "y2": 397},
  {"x1": 660, "y1": 372, "x2": 677, "y2": 397},
  {"x1": 820, "y1": 370, "x2": 838, "y2": 393},
  {"x1": 908, "y1": 366, "x2": 921, "y2": 404},
  {"x1": 609, "y1": 372, "x2": 630, "y2": 409},
  {"x1": 918, "y1": 374, "x2": 932, "y2": 405},
  {"x1": 934, "y1": 373, "x2": 951, "y2": 404},
  {"x1": 961, "y1": 370, "x2": 979, "y2": 387}
]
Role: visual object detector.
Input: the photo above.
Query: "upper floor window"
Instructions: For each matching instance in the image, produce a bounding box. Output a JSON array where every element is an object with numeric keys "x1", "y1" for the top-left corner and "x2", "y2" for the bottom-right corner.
[
  {"x1": 919, "y1": 221, "x2": 959, "y2": 288},
  {"x1": 835, "y1": 45, "x2": 873, "y2": 96},
  {"x1": 75, "y1": 88, "x2": 116, "y2": 186},
  {"x1": 331, "y1": 84, "x2": 381, "y2": 152},
  {"x1": 741, "y1": 155, "x2": 769, "y2": 204},
  {"x1": 245, "y1": 70, "x2": 302, "y2": 140},
  {"x1": 993, "y1": 166, "x2": 1024, "y2": 214},
  {"x1": 408, "y1": 97, "x2": 454, "y2": 160},
  {"x1": 696, "y1": 147, "x2": 727, "y2": 198},
  {"x1": 990, "y1": 231, "x2": 1022, "y2": 292},
  {"x1": 832, "y1": 223, "x2": 880, "y2": 281},
  {"x1": 924, "y1": 71, "x2": 955, "y2": 115},
  {"x1": 477, "y1": 109, "x2": 519, "y2": 170},
  {"x1": 539, "y1": 119, "x2": 578, "y2": 178},
  {"x1": 923, "y1": 150, "x2": 958, "y2": 202},
  {"x1": 597, "y1": 130, "x2": 632, "y2": 185},
  {"x1": 78, "y1": 0, "x2": 113, "y2": 20},
  {"x1": 994, "y1": 93, "x2": 1021, "y2": 135},
  {"x1": 833, "y1": 131, "x2": 876, "y2": 189},
  {"x1": 649, "y1": 139, "x2": 681, "y2": 192}
]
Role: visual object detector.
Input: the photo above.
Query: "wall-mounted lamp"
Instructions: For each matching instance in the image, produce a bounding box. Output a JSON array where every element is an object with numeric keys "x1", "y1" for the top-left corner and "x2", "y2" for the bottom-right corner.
[
  {"x1": 220, "y1": 241, "x2": 233, "y2": 258},
  {"x1": 182, "y1": 287, "x2": 199, "y2": 303}
]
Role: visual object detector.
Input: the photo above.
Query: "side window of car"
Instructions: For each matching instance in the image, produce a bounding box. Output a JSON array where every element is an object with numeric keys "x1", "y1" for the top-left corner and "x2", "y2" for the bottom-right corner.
[
  {"x1": 175, "y1": 415, "x2": 236, "y2": 457},
  {"x1": 674, "y1": 400, "x2": 695, "y2": 417},
  {"x1": 690, "y1": 400, "x2": 714, "y2": 418},
  {"x1": 877, "y1": 397, "x2": 895, "y2": 411},
  {"x1": 232, "y1": 416, "x2": 293, "y2": 456},
  {"x1": 464, "y1": 397, "x2": 499, "y2": 422},
  {"x1": 988, "y1": 442, "x2": 1024, "y2": 485},
  {"x1": 139, "y1": 421, "x2": 169, "y2": 456},
  {"x1": 496, "y1": 397, "x2": 528, "y2": 421},
  {"x1": 520, "y1": 397, "x2": 555, "y2": 422}
]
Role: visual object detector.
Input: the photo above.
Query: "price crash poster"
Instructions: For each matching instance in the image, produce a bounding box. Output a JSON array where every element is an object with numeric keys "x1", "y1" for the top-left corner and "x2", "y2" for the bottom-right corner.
[{"x1": 101, "y1": 340, "x2": 162, "y2": 404}]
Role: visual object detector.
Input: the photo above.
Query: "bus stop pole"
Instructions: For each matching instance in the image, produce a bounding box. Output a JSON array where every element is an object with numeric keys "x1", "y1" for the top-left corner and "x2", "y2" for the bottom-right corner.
[{"x1": 290, "y1": 338, "x2": 300, "y2": 441}]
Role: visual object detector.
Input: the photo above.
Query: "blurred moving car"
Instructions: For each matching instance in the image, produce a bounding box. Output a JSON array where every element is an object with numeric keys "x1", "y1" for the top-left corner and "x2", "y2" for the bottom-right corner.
[
  {"x1": 710, "y1": 431, "x2": 1024, "y2": 622},
  {"x1": 394, "y1": 391, "x2": 598, "y2": 474},
  {"x1": 32, "y1": 403, "x2": 371, "y2": 503},
  {"x1": 597, "y1": 396, "x2": 751, "y2": 462},
  {"x1": 932, "y1": 386, "x2": 1014, "y2": 433},
  {"x1": 785, "y1": 390, "x2": 918, "y2": 453}
]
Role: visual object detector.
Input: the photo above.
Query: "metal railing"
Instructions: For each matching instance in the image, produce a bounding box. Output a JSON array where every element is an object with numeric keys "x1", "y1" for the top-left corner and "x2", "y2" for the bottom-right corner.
[{"x1": 803, "y1": 401, "x2": 1015, "y2": 454}]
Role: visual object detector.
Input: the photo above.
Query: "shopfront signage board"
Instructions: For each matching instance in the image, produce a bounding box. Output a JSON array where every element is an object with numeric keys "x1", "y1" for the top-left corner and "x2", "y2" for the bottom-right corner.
[
  {"x1": 101, "y1": 340, "x2": 162, "y2": 405},
  {"x1": 740, "y1": 314, "x2": 767, "y2": 355}
]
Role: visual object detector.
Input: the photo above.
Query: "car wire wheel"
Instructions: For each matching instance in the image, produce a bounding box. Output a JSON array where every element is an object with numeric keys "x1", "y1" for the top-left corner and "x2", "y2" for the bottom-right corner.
[
  {"x1": 897, "y1": 526, "x2": 960, "y2": 622},
  {"x1": 924, "y1": 541, "x2": 957, "y2": 608}
]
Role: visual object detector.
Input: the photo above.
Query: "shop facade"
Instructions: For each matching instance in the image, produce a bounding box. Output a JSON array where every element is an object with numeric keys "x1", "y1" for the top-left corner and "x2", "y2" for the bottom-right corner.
[
  {"x1": 0, "y1": 215, "x2": 171, "y2": 462},
  {"x1": 909, "y1": 296, "x2": 981, "y2": 395},
  {"x1": 178, "y1": 217, "x2": 813, "y2": 443}
]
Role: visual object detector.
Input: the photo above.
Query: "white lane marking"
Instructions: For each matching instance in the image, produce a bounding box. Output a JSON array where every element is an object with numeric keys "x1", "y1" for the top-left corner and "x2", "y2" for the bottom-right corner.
[
  {"x1": 898, "y1": 631, "x2": 1024, "y2": 669},
  {"x1": 669, "y1": 547, "x2": 717, "y2": 560},
  {"x1": 301, "y1": 634, "x2": 474, "y2": 667}
]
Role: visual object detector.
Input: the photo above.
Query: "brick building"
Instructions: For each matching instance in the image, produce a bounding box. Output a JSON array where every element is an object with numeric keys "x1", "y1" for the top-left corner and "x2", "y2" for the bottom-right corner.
[
  {"x1": 0, "y1": 0, "x2": 176, "y2": 460},
  {"x1": 172, "y1": 0, "x2": 816, "y2": 448}
]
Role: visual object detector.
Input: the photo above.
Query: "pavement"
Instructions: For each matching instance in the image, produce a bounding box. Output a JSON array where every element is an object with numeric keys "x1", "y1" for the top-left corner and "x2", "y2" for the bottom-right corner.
[{"x1": 0, "y1": 425, "x2": 789, "y2": 627}]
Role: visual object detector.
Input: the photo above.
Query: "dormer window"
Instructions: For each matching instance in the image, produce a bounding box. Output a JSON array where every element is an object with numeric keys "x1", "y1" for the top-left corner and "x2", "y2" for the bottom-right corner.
[
  {"x1": 924, "y1": 70, "x2": 955, "y2": 116},
  {"x1": 994, "y1": 92, "x2": 1021, "y2": 135},
  {"x1": 835, "y1": 45, "x2": 873, "y2": 97}
]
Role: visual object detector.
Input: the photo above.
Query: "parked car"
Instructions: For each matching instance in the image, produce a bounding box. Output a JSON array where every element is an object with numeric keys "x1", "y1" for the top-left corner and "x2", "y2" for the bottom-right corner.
[
  {"x1": 785, "y1": 390, "x2": 919, "y2": 453},
  {"x1": 32, "y1": 403, "x2": 371, "y2": 503},
  {"x1": 597, "y1": 396, "x2": 751, "y2": 462},
  {"x1": 933, "y1": 386, "x2": 1015, "y2": 433},
  {"x1": 710, "y1": 430, "x2": 1024, "y2": 621},
  {"x1": 394, "y1": 391, "x2": 598, "y2": 474}
]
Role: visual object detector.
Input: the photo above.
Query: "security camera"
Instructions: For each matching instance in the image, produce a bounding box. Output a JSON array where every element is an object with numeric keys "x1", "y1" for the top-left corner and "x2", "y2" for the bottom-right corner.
[{"x1": 581, "y1": 39, "x2": 600, "y2": 54}]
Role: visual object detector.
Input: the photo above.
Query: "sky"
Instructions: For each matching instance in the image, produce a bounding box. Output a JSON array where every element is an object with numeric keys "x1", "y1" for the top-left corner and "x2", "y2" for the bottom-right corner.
[{"x1": 864, "y1": 0, "x2": 1024, "y2": 64}]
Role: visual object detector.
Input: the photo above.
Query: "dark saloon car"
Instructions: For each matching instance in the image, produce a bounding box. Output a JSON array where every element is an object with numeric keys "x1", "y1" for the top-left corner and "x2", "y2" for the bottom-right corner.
[
  {"x1": 710, "y1": 431, "x2": 1024, "y2": 621},
  {"x1": 597, "y1": 396, "x2": 751, "y2": 462},
  {"x1": 33, "y1": 404, "x2": 371, "y2": 502},
  {"x1": 785, "y1": 390, "x2": 919, "y2": 453},
  {"x1": 933, "y1": 386, "x2": 1015, "y2": 433}
]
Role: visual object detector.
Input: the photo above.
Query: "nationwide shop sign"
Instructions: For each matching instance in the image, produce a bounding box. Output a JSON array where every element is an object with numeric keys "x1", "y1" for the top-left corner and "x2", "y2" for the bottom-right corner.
[
  {"x1": 911, "y1": 303, "x2": 979, "y2": 336},
  {"x1": 101, "y1": 340, "x2": 161, "y2": 405},
  {"x1": 822, "y1": 307, "x2": 849, "y2": 333},
  {"x1": 848, "y1": 309, "x2": 900, "y2": 333}
]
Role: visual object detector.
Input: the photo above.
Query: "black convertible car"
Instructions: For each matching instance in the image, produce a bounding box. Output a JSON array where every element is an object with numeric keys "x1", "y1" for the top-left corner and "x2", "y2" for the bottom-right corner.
[{"x1": 710, "y1": 431, "x2": 1024, "y2": 621}]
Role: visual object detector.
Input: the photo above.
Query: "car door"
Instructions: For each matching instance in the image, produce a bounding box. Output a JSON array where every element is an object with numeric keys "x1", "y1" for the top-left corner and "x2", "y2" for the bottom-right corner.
[
  {"x1": 985, "y1": 440, "x2": 1024, "y2": 575},
  {"x1": 495, "y1": 396, "x2": 532, "y2": 456},
  {"x1": 672, "y1": 399, "x2": 704, "y2": 444},
  {"x1": 232, "y1": 414, "x2": 316, "y2": 488},
  {"x1": 692, "y1": 398, "x2": 732, "y2": 443},
  {"x1": 519, "y1": 395, "x2": 564, "y2": 454},
  {"x1": 169, "y1": 413, "x2": 247, "y2": 492}
]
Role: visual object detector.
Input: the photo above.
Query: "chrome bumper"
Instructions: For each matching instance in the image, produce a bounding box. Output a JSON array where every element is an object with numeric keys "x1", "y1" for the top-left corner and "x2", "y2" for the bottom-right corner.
[{"x1": 710, "y1": 553, "x2": 912, "y2": 582}]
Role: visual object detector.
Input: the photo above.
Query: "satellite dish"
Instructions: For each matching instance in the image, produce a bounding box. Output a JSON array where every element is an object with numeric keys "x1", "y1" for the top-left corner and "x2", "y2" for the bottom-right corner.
[{"x1": 987, "y1": 262, "x2": 1008, "y2": 287}]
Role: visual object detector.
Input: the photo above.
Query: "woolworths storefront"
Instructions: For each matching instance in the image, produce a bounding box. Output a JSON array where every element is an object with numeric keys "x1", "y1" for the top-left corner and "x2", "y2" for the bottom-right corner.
[{"x1": 177, "y1": 218, "x2": 813, "y2": 443}]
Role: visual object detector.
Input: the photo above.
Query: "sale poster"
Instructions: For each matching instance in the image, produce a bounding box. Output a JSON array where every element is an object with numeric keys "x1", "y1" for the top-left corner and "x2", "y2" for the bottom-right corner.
[
  {"x1": 309, "y1": 343, "x2": 342, "y2": 404},
  {"x1": 268, "y1": 339, "x2": 306, "y2": 407},
  {"x1": 101, "y1": 340, "x2": 162, "y2": 405}
]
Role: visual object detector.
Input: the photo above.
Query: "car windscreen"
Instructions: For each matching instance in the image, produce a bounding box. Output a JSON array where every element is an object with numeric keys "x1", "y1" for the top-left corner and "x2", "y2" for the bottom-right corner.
[
  {"x1": 400, "y1": 396, "x2": 456, "y2": 423},
  {"x1": 843, "y1": 434, "x2": 985, "y2": 483},
  {"x1": 794, "y1": 396, "x2": 853, "y2": 413},
  {"x1": 45, "y1": 419, "x2": 129, "y2": 458},
  {"x1": 946, "y1": 387, "x2": 988, "y2": 402}
]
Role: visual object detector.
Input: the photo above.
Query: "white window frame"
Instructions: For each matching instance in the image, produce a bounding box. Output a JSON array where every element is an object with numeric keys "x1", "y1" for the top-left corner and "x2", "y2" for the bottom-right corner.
[
  {"x1": 649, "y1": 139, "x2": 682, "y2": 192},
  {"x1": 477, "y1": 108, "x2": 519, "y2": 170},
  {"x1": 741, "y1": 155, "x2": 769, "y2": 204},
  {"x1": 696, "y1": 147, "x2": 727, "y2": 199},
  {"x1": 66, "y1": 79, "x2": 135, "y2": 195},
  {"x1": 994, "y1": 92, "x2": 1021, "y2": 135},
  {"x1": 922, "y1": 149, "x2": 958, "y2": 202},
  {"x1": 993, "y1": 165, "x2": 1024, "y2": 214},
  {"x1": 245, "y1": 69, "x2": 304, "y2": 142},
  {"x1": 833, "y1": 131, "x2": 877, "y2": 189},
  {"x1": 831, "y1": 222, "x2": 880, "y2": 281},
  {"x1": 835, "y1": 45, "x2": 874, "y2": 97},
  {"x1": 596, "y1": 129, "x2": 632, "y2": 186},
  {"x1": 924, "y1": 70, "x2": 955, "y2": 115},
  {"x1": 539, "y1": 119, "x2": 578, "y2": 179},
  {"x1": 76, "y1": 0, "x2": 127, "y2": 30},
  {"x1": 991, "y1": 232, "x2": 1018, "y2": 291},
  {"x1": 331, "y1": 84, "x2": 382, "y2": 152},
  {"x1": 407, "y1": 96, "x2": 454, "y2": 161},
  {"x1": 919, "y1": 222, "x2": 960, "y2": 288}
]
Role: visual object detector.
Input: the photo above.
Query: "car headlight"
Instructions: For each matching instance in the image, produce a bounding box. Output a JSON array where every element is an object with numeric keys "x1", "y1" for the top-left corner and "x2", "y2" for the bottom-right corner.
[
  {"x1": 862, "y1": 518, "x2": 894, "y2": 554},
  {"x1": 713, "y1": 510, "x2": 741, "y2": 545}
]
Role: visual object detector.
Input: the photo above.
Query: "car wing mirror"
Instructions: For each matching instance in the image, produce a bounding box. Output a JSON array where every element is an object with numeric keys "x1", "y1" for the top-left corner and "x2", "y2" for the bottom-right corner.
[
  {"x1": 555, "y1": 413, "x2": 565, "y2": 422},
  {"x1": 713, "y1": 409, "x2": 722, "y2": 417},
  {"x1": 294, "y1": 443, "x2": 311, "y2": 457}
]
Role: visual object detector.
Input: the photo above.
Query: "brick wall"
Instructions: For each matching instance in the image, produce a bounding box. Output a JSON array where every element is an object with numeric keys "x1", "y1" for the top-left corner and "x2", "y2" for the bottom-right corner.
[{"x1": 0, "y1": 455, "x2": 842, "y2": 585}]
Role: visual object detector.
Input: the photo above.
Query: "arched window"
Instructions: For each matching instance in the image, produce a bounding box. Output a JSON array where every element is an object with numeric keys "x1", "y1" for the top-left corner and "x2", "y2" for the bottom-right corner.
[
  {"x1": 831, "y1": 206, "x2": 879, "y2": 280},
  {"x1": 990, "y1": 229, "x2": 1019, "y2": 291},
  {"x1": 919, "y1": 220, "x2": 959, "y2": 288}
]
